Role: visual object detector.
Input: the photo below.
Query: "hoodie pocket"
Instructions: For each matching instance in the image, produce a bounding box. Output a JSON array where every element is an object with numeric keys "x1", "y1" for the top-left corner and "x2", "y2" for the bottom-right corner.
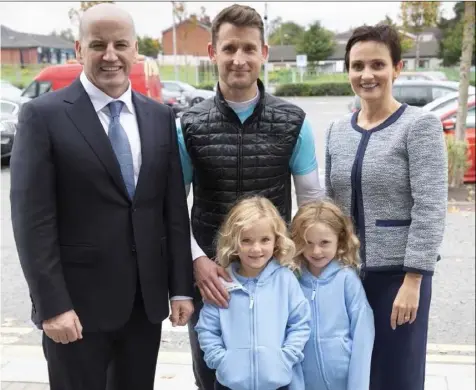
[
  {"x1": 256, "y1": 346, "x2": 293, "y2": 389},
  {"x1": 216, "y1": 349, "x2": 251, "y2": 390},
  {"x1": 320, "y1": 338, "x2": 351, "y2": 381}
]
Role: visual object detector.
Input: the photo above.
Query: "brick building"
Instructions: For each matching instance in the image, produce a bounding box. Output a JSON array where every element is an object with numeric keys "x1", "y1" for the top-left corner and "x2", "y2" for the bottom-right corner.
[
  {"x1": 161, "y1": 18, "x2": 211, "y2": 63},
  {"x1": 1, "y1": 25, "x2": 75, "y2": 66}
]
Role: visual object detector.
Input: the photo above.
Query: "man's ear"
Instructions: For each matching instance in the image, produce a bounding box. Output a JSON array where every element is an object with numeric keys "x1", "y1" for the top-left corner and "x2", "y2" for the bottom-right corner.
[
  {"x1": 75, "y1": 40, "x2": 83, "y2": 64},
  {"x1": 208, "y1": 42, "x2": 217, "y2": 64},
  {"x1": 261, "y1": 43, "x2": 269, "y2": 63}
]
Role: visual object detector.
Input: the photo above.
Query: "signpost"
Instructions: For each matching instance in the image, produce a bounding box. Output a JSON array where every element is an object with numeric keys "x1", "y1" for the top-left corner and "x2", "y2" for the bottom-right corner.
[{"x1": 296, "y1": 54, "x2": 307, "y2": 83}]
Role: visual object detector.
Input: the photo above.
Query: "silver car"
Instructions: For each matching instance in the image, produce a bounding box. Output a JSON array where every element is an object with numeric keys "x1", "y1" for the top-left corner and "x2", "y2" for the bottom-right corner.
[
  {"x1": 349, "y1": 79, "x2": 475, "y2": 112},
  {"x1": 161, "y1": 80, "x2": 215, "y2": 107}
]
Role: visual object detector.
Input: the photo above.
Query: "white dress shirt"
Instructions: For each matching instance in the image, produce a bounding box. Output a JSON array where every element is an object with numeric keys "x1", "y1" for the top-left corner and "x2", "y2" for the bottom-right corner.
[
  {"x1": 80, "y1": 72, "x2": 191, "y2": 302},
  {"x1": 79, "y1": 72, "x2": 141, "y2": 184}
]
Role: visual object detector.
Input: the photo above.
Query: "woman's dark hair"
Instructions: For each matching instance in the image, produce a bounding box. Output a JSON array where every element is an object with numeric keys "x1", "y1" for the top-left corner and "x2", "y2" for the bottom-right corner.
[{"x1": 344, "y1": 24, "x2": 402, "y2": 72}]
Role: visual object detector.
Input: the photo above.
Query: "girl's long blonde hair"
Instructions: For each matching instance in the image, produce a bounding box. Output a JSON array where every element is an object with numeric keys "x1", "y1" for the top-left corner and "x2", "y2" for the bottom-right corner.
[
  {"x1": 290, "y1": 200, "x2": 360, "y2": 269},
  {"x1": 216, "y1": 196, "x2": 296, "y2": 269}
]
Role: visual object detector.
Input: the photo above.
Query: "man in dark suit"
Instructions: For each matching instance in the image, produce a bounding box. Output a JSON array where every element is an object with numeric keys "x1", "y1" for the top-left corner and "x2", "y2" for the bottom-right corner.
[{"x1": 9, "y1": 4, "x2": 194, "y2": 390}]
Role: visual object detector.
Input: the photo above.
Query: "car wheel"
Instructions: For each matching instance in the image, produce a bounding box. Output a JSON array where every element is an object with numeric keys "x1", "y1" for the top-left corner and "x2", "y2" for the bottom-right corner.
[{"x1": 191, "y1": 97, "x2": 204, "y2": 106}]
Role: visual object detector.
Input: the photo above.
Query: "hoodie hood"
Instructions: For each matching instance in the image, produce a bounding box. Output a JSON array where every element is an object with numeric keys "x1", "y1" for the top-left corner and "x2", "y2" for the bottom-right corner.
[
  {"x1": 299, "y1": 260, "x2": 345, "y2": 288},
  {"x1": 221, "y1": 259, "x2": 285, "y2": 292}
]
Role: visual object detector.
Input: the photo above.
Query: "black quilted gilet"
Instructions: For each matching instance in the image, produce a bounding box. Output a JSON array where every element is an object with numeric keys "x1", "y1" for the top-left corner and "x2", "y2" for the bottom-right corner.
[{"x1": 181, "y1": 80, "x2": 305, "y2": 258}]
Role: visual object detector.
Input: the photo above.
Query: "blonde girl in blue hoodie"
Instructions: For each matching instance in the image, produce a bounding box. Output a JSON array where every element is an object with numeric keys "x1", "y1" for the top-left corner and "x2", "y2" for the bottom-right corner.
[
  {"x1": 291, "y1": 200, "x2": 375, "y2": 390},
  {"x1": 195, "y1": 196, "x2": 312, "y2": 390}
]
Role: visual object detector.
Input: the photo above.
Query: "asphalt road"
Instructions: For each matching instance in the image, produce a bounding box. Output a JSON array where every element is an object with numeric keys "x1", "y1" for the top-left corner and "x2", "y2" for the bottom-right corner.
[{"x1": 1, "y1": 97, "x2": 474, "y2": 354}]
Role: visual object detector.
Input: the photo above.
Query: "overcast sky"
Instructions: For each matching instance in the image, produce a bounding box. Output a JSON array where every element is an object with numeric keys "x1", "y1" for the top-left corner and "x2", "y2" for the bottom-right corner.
[{"x1": 0, "y1": 1, "x2": 457, "y2": 40}]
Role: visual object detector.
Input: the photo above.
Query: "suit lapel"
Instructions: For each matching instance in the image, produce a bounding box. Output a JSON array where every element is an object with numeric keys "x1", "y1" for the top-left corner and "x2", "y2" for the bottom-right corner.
[
  {"x1": 132, "y1": 91, "x2": 154, "y2": 203},
  {"x1": 64, "y1": 79, "x2": 130, "y2": 200}
]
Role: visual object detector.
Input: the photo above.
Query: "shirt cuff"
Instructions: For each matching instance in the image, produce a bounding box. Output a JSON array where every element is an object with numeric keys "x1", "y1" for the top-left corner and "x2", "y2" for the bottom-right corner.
[{"x1": 170, "y1": 296, "x2": 193, "y2": 300}]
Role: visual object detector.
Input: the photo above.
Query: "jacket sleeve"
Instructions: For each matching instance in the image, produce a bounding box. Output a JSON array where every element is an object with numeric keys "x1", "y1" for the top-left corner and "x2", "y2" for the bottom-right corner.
[
  {"x1": 325, "y1": 121, "x2": 335, "y2": 199},
  {"x1": 405, "y1": 112, "x2": 448, "y2": 274},
  {"x1": 10, "y1": 102, "x2": 73, "y2": 324},
  {"x1": 195, "y1": 302, "x2": 227, "y2": 370},
  {"x1": 165, "y1": 108, "x2": 194, "y2": 298},
  {"x1": 281, "y1": 275, "x2": 312, "y2": 369},
  {"x1": 345, "y1": 270, "x2": 375, "y2": 390}
]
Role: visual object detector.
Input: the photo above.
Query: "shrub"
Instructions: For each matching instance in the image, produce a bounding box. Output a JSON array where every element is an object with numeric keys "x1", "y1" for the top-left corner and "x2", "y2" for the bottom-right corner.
[
  {"x1": 194, "y1": 82, "x2": 215, "y2": 91},
  {"x1": 275, "y1": 82, "x2": 353, "y2": 96},
  {"x1": 446, "y1": 135, "x2": 471, "y2": 188}
]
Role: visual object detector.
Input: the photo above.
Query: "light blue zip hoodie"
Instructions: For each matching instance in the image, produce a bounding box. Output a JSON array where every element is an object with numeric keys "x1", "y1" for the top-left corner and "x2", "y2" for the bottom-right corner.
[
  {"x1": 299, "y1": 260, "x2": 375, "y2": 390},
  {"x1": 195, "y1": 259, "x2": 312, "y2": 390}
]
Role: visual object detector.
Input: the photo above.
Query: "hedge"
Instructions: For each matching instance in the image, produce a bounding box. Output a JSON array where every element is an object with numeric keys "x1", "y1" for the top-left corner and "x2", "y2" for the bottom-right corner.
[
  {"x1": 274, "y1": 82, "x2": 354, "y2": 97},
  {"x1": 194, "y1": 82, "x2": 216, "y2": 91}
]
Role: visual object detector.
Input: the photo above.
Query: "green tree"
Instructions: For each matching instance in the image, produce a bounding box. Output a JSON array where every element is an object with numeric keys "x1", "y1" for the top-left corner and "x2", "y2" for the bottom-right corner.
[
  {"x1": 268, "y1": 20, "x2": 305, "y2": 46},
  {"x1": 439, "y1": 2, "x2": 476, "y2": 66},
  {"x1": 400, "y1": 1, "x2": 441, "y2": 69},
  {"x1": 137, "y1": 36, "x2": 161, "y2": 58},
  {"x1": 296, "y1": 21, "x2": 335, "y2": 65}
]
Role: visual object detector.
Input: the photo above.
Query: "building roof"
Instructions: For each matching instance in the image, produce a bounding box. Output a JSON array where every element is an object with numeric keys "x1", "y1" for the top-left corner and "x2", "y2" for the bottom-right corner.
[
  {"x1": 1, "y1": 25, "x2": 74, "y2": 49},
  {"x1": 268, "y1": 45, "x2": 296, "y2": 63},
  {"x1": 269, "y1": 38, "x2": 440, "y2": 64},
  {"x1": 162, "y1": 18, "x2": 211, "y2": 35}
]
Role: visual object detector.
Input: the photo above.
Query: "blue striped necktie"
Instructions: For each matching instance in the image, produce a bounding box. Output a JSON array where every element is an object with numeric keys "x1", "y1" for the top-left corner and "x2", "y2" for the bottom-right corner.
[{"x1": 107, "y1": 101, "x2": 135, "y2": 199}]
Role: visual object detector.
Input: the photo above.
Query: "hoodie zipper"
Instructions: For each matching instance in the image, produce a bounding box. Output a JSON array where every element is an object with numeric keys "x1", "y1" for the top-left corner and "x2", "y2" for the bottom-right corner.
[
  {"x1": 249, "y1": 290, "x2": 256, "y2": 390},
  {"x1": 311, "y1": 282, "x2": 331, "y2": 390}
]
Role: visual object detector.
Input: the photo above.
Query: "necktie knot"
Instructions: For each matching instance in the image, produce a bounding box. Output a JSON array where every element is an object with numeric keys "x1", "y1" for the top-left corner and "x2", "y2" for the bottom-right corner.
[{"x1": 108, "y1": 101, "x2": 124, "y2": 119}]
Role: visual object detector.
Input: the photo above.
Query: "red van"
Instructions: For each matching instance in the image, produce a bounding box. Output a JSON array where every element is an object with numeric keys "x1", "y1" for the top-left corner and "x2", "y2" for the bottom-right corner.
[{"x1": 21, "y1": 58, "x2": 163, "y2": 103}]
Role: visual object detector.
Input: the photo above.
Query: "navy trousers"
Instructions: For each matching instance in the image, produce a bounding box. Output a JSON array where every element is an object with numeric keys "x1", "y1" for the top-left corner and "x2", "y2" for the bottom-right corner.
[{"x1": 363, "y1": 270, "x2": 432, "y2": 390}]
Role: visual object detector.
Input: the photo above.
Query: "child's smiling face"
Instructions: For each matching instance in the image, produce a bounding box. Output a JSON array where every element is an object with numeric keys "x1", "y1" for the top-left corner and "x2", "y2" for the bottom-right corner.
[
  {"x1": 237, "y1": 218, "x2": 275, "y2": 277},
  {"x1": 302, "y1": 223, "x2": 339, "y2": 277}
]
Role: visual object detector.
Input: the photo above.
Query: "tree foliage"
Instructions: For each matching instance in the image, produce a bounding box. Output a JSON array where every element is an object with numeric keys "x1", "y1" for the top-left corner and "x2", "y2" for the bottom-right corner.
[
  {"x1": 295, "y1": 21, "x2": 335, "y2": 64},
  {"x1": 439, "y1": 2, "x2": 476, "y2": 66},
  {"x1": 268, "y1": 19, "x2": 305, "y2": 46},
  {"x1": 399, "y1": 1, "x2": 441, "y2": 68},
  {"x1": 137, "y1": 36, "x2": 161, "y2": 58}
]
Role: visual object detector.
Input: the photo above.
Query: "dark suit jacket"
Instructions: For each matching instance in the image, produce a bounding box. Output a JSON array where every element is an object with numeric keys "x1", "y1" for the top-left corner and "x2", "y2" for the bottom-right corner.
[{"x1": 10, "y1": 78, "x2": 194, "y2": 332}]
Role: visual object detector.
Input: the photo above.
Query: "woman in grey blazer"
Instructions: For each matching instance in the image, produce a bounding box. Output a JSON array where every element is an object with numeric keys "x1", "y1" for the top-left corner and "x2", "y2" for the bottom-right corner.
[{"x1": 325, "y1": 25, "x2": 447, "y2": 390}]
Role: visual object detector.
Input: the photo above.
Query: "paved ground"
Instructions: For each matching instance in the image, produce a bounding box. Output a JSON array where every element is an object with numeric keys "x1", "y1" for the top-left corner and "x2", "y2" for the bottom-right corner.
[{"x1": 1, "y1": 96, "x2": 475, "y2": 388}]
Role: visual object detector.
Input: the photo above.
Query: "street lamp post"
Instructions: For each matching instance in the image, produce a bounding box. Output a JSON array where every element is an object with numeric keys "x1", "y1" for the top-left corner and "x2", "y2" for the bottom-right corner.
[
  {"x1": 171, "y1": 1, "x2": 179, "y2": 80},
  {"x1": 263, "y1": 2, "x2": 269, "y2": 90}
]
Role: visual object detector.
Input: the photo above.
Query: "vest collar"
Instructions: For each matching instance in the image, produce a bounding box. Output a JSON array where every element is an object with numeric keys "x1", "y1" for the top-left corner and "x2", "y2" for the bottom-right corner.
[{"x1": 215, "y1": 79, "x2": 266, "y2": 124}]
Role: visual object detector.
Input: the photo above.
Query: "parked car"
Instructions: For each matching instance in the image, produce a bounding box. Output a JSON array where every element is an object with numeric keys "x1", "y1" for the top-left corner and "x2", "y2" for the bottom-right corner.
[
  {"x1": 1, "y1": 112, "x2": 17, "y2": 163},
  {"x1": 398, "y1": 71, "x2": 448, "y2": 81},
  {"x1": 432, "y1": 96, "x2": 476, "y2": 183},
  {"x1": 1, "y1": 79, "x2": 23, "y2": 99},
  {"x1": 423, "y1": 91, "x2": 475, "y2": 113},
  {"x1": 161, "y1": 87, "x2": 189, "y2": 118},
  {"x1": 161, "y1": 80, "x2": 214, "y2": 107},
  {"x1": 21, "y1": 59, "x2": 164, "y2": 103},
  {"x1": 348, "y1": 80, "x2": 475, "y2": 112}
]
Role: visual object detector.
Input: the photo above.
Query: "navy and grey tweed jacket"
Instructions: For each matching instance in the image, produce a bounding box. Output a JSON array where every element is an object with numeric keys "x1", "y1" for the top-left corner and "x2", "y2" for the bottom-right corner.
[{"x1": 325, "y1": 104, "x2": 448, "y2": 275}]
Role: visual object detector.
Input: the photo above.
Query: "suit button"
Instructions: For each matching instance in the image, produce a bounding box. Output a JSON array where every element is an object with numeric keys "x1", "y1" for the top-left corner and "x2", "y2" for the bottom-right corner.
[{"x1": 132, "y1": 244, "x2": 137, "y2": 253}]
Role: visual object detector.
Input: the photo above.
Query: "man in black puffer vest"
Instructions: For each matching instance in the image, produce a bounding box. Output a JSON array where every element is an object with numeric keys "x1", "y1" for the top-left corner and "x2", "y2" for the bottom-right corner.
[{"x1": 174, "y1": 4, "x2": 323, "y2": 390}]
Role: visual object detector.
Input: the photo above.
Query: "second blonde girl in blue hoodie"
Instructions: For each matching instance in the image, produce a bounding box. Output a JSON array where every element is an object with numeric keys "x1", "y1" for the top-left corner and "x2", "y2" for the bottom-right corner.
[
  {"x1": 291, "y1": 200, "x2": 375, "y2": 390},
  {"x1": 195, "y1": 196, "x2": 311, "y2": 390}
]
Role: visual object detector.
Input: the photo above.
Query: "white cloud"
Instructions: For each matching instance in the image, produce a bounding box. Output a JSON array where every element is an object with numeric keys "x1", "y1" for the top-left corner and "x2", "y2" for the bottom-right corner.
[{"x1": 0, "y1": 1, "x2": 456, "y2": 39}]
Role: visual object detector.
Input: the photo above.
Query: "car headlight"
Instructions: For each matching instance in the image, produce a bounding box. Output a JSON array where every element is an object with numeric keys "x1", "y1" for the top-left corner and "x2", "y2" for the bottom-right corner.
[{"x1": 0, "y1": 119, "x2": 17, "y2": 134}]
